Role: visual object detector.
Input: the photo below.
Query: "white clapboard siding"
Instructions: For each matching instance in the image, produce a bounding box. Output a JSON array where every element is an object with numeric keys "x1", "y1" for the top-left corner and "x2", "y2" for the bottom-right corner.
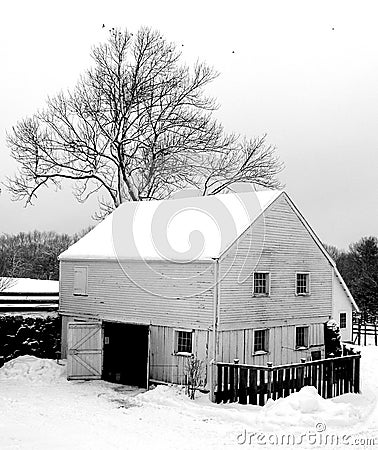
[
  {"x1": 59, "y1": 192, "x2": 340, "y2": 386},
  {"x1": 218, "y1": 194, "x2": 333, "y2": 330},
  {"x1": 60, "y1": 260, "x2": 214, "y2": 329}
]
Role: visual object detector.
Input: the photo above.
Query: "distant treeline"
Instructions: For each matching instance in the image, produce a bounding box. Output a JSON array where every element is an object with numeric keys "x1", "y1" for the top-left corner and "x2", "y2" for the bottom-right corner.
[
  {"x1": 0, "y1": 228, "x2": 92, "y2": 281},
  {"x1": 324, "y1": 236, "x2": 378, "y2": 316}
]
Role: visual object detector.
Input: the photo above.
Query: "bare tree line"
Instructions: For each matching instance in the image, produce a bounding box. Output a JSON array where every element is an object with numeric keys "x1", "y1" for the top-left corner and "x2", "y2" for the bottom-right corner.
[{"x1": 0, "y1": 228, "x2": 92, "y2": 290}]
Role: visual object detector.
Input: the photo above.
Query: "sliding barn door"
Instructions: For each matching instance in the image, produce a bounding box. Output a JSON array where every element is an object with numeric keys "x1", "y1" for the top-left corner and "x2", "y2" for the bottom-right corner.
[{"x1": 67, "y1": 322, "x2": 102, "y2": 380}]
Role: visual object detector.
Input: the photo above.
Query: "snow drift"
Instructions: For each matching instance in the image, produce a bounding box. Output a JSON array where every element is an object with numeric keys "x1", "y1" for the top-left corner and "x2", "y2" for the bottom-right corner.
[
  {"x1": 0, "y1": 355, "x2": 66, "y2": 383},
  {"x1": 259, "y1": 386, "x2": 370, "y2": 429},
  {"x1": 136, "y1": 383, "x2": 372, "y2": 432}
]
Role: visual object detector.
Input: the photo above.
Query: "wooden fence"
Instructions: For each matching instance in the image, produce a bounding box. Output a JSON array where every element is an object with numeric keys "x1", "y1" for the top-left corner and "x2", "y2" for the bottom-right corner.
[
  {"x1": 213, "y1": 352, "x2": 361, "y2": 406},
  {"x1": 353, "y1": 314, "x2": 378, "y2": 346}
]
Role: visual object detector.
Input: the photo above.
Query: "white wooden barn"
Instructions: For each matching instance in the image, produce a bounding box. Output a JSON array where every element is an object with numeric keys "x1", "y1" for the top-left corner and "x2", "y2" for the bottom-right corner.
[{"x1": 58, "y1": 190, "x2": 358, "y2": 388}]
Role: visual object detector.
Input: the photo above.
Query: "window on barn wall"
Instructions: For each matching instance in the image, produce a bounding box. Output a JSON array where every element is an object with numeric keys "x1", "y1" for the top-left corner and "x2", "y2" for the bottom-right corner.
[
  {"x1": 296, "y1": 273, "x2": 310, "y2": 295},
  {"x1": 253, "y1": 272, "x2": 270, "y2": 295},
  {"x1": 73, "y1": 267, "x2": 88, "y2": 296},
  {"x1": 253, "y1": 329, "x2": 269, "y2": 353},
  {"x1": 174, "y1": 330, "x2": 193, "y2": 355},
  {"x1": 339, "y1": 312, "x2": 347, "y2": 329},
  {"x1": 311, "y1": 350, "x2": 321, "y2": 361},
  {"x1": 295, "y1": 326, "x2": 309, "y2": 349}
]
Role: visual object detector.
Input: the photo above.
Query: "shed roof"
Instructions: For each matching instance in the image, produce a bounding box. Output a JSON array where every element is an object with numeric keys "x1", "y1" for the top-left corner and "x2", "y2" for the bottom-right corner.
[
  {"x1": 0, "y1": 278, "x2": 59, "y2": 294},
  {"x1": 59, "y1": 189, "x2": 282, "y2": 261},
  {"x1": 0, "y1": 278, "x2": 59, "y2": 313}
]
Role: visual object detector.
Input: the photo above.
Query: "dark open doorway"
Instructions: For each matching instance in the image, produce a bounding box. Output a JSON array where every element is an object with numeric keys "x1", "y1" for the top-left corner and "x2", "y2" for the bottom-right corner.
[{"x1": 102, "y1": 322, "x2": 149, "y2": 388}]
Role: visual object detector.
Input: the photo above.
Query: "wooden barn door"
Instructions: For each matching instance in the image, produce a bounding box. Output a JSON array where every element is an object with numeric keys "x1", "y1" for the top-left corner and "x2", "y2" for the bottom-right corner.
[{"x1": 67, "y1": 322, "x2": 102, "y2": 380}]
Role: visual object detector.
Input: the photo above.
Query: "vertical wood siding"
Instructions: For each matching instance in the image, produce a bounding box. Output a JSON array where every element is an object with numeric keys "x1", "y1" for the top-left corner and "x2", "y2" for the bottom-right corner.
[
  {"x1": 149, "y1": 326, "x2": 210, "y2": 385},
  {"x1": 61, "y1": 315, "x2": 70, "y2": 359},
  {"x1": 60, "y1": 316, "x2": 210, "y2": 385},
  {"x1": 60, "y1": 260, "x2": 214, "y2": 329},
  {"x1": 218, "y1": 194, "x2": 333, "y2": 330},
  {"x1": 217, "y1": 323, "x2": 325, "y2": 365}
]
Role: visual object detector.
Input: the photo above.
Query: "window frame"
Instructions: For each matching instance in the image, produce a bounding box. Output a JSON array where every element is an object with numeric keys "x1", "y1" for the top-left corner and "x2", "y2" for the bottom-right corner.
[
  {"x1": 173, "y1": 328, "x2": 193, "y2": 356},
  {"x1": 295, "y1": 272, "x2": 311, "y2": 296},
  {"x1": 295, "y1": 325, "x2": 309, "y2": 350},
  {"x1": 253, "y1": 328, "x2": 270, "y2": 354},
  {"x1": 252, "y1": 272, "x2": 271, "y2": 297},
  {"x1": 73, "y1": 266, "x2": 88, "y2": 296},
  {"x1": 339, "y1": 312, "x2": 347, "y2": 329}
]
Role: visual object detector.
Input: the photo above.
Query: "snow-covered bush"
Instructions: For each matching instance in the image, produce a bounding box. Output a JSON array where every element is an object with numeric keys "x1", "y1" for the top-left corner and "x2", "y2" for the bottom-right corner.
[
  {"x1": 0, "y1": 314, "x2": 61, "y2": 366},
  {"x1": 184, "y1": 354, "x2": 204, "y2": 400}
]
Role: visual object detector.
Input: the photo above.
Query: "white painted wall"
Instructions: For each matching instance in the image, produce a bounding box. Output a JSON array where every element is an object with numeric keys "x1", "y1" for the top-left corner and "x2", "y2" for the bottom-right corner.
[
  {"x1": 219, "y1": 194, "x2": 333, "y2": 330},
  {"x1": 332, "y1": 271, "x2": 353, "y2": 341}
]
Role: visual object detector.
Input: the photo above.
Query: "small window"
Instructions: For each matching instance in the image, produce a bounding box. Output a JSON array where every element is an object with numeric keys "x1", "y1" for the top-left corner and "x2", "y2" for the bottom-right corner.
[
  {"x1": 254, "y1": 329, "x2": 269, "y2": 353},
  {"x1": 175, "y1": 330, "x2": 193, "y2": 354},
  {"x1": 296, "y1": 326, "x2": 309, "y2": 349},
  {"x1": 253, "y1": 272, "x2": 270, "y2": 295},
  {"x1": 340, "y1": 312, "x2": 347, "y2": 329},
  {"x1": 296, "y1": 273, "x2": 310, "y2": 295},
  {"x1": 73, "y1": 267, "x2": 88, "y2": 296}
]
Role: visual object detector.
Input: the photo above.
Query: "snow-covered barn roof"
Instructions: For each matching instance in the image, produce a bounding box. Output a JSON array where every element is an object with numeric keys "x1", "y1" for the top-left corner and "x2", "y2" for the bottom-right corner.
[{"x1": 59, "y1": 189, "x2": 282, "y2": 261}]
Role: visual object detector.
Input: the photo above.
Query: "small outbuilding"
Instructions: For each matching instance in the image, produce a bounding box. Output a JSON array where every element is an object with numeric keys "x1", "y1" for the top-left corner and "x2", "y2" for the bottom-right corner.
[
  {"x1": 0, "y1": 278, "x2": 59, "y2": 314},
  {"x1": 58, "y1": 190, "x2": 358, "y2": 388}
]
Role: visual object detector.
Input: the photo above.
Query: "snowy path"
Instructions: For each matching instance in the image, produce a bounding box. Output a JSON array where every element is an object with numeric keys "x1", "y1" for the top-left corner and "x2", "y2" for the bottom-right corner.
[
  {"x1": 0, "y1": 348, "x2": 378, "y2": 449},
  {"x1": 0, "y1": 364, "x2": 237, "y2": 450}
]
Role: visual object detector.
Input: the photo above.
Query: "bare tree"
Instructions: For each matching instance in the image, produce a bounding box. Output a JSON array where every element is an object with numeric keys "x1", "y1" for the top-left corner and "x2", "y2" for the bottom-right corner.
[
  {"x1": 0, "y1": 237, "x2": 19, "y2": 291},
  {"x1": 6, "y1": 27, "x2": 283, "y2": 218},
  {"x1": 323, "y1": 243, "x2": 342, "y2": 263},
  {"x1": 0, "y1": 277, "x2": 15, "y2": 293}
]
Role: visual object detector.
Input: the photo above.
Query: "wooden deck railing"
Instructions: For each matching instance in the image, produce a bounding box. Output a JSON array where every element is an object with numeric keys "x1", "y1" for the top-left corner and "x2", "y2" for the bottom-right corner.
[{"x1": 213, "y1": 352, "x2": 361, "y2": 406}]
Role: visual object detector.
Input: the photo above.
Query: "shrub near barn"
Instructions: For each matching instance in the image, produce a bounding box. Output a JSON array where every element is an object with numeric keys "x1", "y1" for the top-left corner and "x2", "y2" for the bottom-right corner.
[{"x1": 0, "y1": 315, "x2": 61, "y2": 366}]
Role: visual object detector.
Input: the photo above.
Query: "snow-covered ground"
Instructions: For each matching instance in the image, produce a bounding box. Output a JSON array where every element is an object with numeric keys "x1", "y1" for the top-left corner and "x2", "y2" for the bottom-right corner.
[{"x1": 0, "y1": 347, "x2": 378, "y2": 449}]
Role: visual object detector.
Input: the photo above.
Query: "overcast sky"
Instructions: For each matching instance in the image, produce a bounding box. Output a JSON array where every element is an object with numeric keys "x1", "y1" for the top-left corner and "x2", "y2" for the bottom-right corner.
[{"x1": 0, "y1": 0, "x2": 377, "y2": 249}]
